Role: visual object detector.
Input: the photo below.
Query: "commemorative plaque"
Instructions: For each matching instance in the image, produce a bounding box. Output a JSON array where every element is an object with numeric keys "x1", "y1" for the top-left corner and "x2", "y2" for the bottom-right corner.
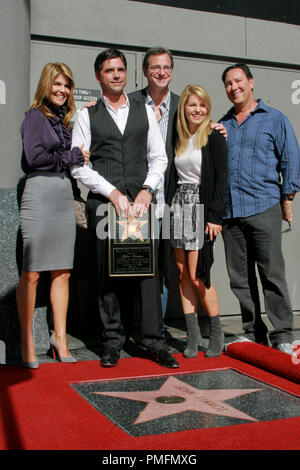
[{"x1": 108, "y1": 203, "x2": 155, "y2": 277}]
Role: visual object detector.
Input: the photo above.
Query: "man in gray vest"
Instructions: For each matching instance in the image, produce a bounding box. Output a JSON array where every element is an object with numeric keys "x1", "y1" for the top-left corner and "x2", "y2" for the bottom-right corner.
[
  {"x1": 128, "y1": 47, "x2": 179, "y2": 320},
  {"x1": 71, "y1": 49, "x2": 179, "y2": 369}
]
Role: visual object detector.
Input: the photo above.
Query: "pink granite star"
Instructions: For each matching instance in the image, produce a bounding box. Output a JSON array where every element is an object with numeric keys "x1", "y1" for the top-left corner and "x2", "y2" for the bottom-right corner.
[{"x1": 93, "y1": 375, "x2": 262, "y2": 424}]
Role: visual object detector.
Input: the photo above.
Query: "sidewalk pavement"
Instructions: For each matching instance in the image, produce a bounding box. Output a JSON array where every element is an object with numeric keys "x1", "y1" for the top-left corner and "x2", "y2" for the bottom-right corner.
[{"x1": 37, "y1": 312, "x2": 300, "y2": 364}]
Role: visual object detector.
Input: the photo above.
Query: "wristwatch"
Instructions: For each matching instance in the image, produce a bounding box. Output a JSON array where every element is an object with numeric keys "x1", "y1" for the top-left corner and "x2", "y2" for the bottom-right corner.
[{"x1": 142, "y1": 185, "x2": 154, "y2": 195}]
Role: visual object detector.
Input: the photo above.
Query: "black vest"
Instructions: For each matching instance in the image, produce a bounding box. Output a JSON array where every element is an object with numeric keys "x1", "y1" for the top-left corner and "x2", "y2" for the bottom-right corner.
[{"x1": 88, "y1": 99, "x2": 149, "y2": 200}]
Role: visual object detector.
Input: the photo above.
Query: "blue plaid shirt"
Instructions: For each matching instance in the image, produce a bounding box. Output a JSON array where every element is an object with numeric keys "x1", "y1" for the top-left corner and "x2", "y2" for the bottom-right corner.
[{"x1": 220, "y1": 99, "x2": 300, "y2": 218}]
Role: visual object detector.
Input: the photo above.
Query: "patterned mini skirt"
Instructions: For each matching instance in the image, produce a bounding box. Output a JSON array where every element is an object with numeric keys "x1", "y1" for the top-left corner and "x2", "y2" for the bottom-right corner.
[{"x1": 170, "y1": 183, "x2": 204, "y2": 250}]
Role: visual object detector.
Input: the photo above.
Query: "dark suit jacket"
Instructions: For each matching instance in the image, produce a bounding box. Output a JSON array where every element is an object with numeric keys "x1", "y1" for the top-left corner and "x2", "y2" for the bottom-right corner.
[{"x1": 128, "y1": 88, "x2": 179, "y2": 199}]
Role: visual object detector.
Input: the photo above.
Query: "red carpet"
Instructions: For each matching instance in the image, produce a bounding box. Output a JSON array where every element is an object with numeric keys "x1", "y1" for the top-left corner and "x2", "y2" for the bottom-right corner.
[
  {"x1": 225, "y1": 341, "x2": 300, "y2": 384},
  {"x1": 1, "y1": 351, "x2": 300, "y2": 451}
]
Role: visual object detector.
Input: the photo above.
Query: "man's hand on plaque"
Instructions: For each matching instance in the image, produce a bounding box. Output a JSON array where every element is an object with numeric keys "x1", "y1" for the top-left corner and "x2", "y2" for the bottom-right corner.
[
  {"x1": 131, "y1": 189, "x2": 152, "y2": 217},
  {"x1": 109, "y1": 189, "x2": 131, "y2": 217}
]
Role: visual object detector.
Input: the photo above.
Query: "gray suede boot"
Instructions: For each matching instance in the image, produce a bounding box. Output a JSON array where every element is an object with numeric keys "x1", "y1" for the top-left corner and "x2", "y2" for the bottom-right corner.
[
  {"x1": 205, "y1": 315, "x2": 224, "y2": 358},
  {"x1": 184, "y1": 313, "x2": 202, "y2": 358}
]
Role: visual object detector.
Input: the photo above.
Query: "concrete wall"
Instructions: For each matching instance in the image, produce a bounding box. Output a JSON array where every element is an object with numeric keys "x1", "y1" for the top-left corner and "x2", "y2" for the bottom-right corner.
[
  {"x1": 0, "y1": 0, "x2": 31, "y2": 361},
  {"x1": 0, "y1": 0, "x2": 30, "y2": 188},
  {"x1": 30, "y1": 0, "x2": 300, "y2": 64}
]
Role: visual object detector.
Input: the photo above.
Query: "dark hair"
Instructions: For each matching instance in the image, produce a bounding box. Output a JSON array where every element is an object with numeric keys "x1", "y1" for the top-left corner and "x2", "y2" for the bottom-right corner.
[
  {"x1": 142, "y1": 47, "x2": 174, "y2": 70},
  {"x1": 94, "y1": 48, "x2": 127, "y2": 73},
  {"x1": 221, "y1": 63, "x2": 253, "y2": 84}
]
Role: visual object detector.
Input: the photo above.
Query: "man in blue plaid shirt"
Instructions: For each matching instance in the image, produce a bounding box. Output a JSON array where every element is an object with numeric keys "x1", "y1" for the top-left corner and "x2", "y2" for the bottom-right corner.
[{"x1": 220, "y1": 63, "x2": 300, "y2": 355}]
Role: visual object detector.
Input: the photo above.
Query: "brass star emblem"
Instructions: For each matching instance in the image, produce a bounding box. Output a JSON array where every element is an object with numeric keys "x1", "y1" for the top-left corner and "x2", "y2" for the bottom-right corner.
[{"x1": 117, "y1": 215, "x2": 148, "y2": 242}]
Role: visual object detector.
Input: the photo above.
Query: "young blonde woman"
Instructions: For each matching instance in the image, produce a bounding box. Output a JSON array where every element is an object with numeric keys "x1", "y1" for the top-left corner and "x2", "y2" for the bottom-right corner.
[
  {"x1": 16, "y1": 63, "x2": 90, "y2": 368},
  {"x1": 169, "y1": 85, "x2": 228, "y2": 358}
]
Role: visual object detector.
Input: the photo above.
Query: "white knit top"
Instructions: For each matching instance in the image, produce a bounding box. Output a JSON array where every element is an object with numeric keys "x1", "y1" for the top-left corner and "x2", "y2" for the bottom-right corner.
[{"x1": 174, "y1": 136, "x2": 202, "y2": 185}]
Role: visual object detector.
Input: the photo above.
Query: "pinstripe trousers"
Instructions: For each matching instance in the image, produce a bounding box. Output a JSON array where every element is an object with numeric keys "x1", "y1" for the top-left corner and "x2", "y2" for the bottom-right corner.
[{"x1": 86, "y1": 197, "x2": 165, "y2": 353}]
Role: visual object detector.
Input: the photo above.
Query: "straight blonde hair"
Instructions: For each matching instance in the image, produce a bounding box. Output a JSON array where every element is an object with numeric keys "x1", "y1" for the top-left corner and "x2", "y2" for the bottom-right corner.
[
  {"x1": 176, "y1": 84, "x2": 212, "y2": 156},
  {"x1": 30, "y1": 62, "x2": 76, "y2": 129}
]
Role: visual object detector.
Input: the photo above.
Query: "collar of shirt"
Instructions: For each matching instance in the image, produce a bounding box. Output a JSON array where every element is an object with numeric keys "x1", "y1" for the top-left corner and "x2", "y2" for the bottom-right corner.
[
  {"x1": 146, "y1": 88, "x2": 171, "y2": 116},
  {"x1": 101, "y1": 92, "x2": 130, "y2": 134},
  {"x1": 225, "y1": 98, "x2": 268, "y2": 122},
  {"x1": 101, "y1": 92, "x2": 130, "y2": 112}
]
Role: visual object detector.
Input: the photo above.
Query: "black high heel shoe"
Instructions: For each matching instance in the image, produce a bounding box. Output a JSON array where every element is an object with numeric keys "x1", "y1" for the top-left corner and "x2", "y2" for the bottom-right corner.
[{"x1": 49, "y1": 334, "x2": 77, "y2": 363}]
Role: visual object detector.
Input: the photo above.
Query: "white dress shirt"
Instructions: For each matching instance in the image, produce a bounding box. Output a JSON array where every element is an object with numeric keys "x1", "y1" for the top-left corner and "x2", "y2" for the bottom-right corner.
[
  {"x1": 146, "y1": 89, "x2": 170, "y2": 218},
  {"x1": 71, "y1": 94, "x2": 167, "y2": 215}
]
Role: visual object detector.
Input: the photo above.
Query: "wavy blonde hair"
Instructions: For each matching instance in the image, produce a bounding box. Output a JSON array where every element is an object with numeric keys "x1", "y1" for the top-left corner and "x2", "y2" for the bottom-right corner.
[
  {"x1": 176, "y1": 84, "x2": 212, "y2": 156},
  {"x1": 30, "y1": 63, "x2": 76, "y2": 129}
]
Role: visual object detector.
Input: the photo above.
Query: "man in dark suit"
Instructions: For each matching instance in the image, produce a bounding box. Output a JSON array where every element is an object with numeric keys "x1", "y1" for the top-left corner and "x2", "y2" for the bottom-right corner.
[{"x1": 129, "y1": 47, "x2": 179, "y2": 318}]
